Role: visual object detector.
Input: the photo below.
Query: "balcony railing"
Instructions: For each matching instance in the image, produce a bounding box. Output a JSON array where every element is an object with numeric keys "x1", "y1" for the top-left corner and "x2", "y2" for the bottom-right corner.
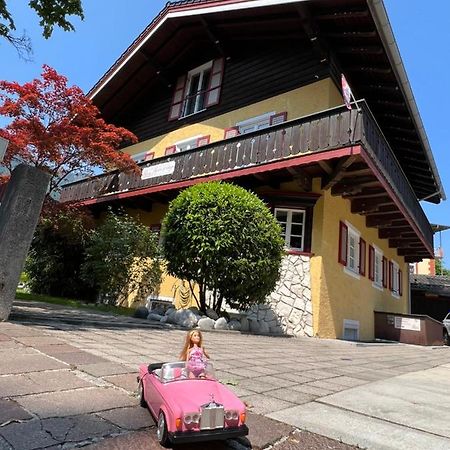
[{"x1": 60, "y1": 101, "x2": 432, "y2": 247}]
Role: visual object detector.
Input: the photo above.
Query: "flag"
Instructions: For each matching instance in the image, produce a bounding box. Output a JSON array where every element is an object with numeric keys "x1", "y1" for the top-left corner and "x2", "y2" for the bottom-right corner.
[{"x1": 341, "y1": 74, "x2": 352, "y2": 110}]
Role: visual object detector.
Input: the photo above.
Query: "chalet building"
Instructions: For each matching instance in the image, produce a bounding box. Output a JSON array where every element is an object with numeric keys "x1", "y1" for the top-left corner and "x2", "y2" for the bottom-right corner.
[{"x1": 61, "y1": 0, "x2": 445, "y2": 341}]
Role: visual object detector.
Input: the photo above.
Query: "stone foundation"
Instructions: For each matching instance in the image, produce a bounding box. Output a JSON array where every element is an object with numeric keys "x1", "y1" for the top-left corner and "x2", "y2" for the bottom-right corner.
[{"x1": 247, "y1": 254, "x2": 313, "y2": 337}]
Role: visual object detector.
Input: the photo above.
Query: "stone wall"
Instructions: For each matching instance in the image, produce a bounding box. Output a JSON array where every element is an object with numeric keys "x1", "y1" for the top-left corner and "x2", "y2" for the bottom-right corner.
[{"x1": 246, "y1": 254, "x2": 313, "y2": 337}]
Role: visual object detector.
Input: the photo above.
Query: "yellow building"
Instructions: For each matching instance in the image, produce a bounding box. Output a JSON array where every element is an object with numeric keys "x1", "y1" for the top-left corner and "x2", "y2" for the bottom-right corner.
[{"x1": 61, "y1": 0, "x2": 444, "y2": 341}]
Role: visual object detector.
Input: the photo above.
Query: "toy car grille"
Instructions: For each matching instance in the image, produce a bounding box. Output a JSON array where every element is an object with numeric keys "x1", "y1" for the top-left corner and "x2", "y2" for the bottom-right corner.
[{"x1": 200, "y1": 404, "x2": 224, "y2": 430}]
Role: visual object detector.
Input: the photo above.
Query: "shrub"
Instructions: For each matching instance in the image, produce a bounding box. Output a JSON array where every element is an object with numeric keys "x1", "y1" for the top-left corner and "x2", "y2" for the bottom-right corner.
[
  {"x1": 81, "y1": 210, "x2": 162, "y2": 305},
  {"x1": 162, "y1": 181, "x2": 284, "y2": 313}
]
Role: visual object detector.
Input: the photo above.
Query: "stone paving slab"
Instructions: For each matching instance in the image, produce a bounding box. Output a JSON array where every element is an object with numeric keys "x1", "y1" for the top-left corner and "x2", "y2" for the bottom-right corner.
[
  {"x1": 0, "y1": 399, "x2": 33, "y2": 424},
  {"x1": 0, "y1": 354, "x2": 67, "y2": 375},
  {"x1": 0, "y1": 414, "x2": 121, "y2": 450},
  {"x1": 48, "y1": 351, "x2": 109, "y2": 366},
  {"x1": 79, "y1": 362, "x2": 134, "y2": 377},
  {"x1": 245, "y1": 413, "x2": 294, "y2": 449},
  {"x1": 103, "y1": 373, "x2": 139, "y2": 392},
  {"x1": 97, "y1": 405, "x2": 153, "y2": 430},
  {"x1": 0, "y1": 370, "x2": 92, "y2": 397},
  {"x1": 16, "y1": 387, "x2": 136, "y2": 418},
  {"x1": 241, "y1": 393, "x2": 295, "y2": 415}
]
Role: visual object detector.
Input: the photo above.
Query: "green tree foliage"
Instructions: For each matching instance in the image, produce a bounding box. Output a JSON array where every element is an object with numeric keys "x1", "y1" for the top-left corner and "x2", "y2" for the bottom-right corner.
[
  {"x1": 1, "y1": 1, "x2": 84, "y2": 57},
  {"x1": 25, "y1": 205, "x2": 95, "y2": 300},
  {"x1": 435, "y1": 258, "x2": 450, "y2": 276},
  {"x1": 81, "y1": 210, "x2": 162, "y2": 305},
  {"x1": 162, "y1": 181, "x2": 284, "y2": 313}
]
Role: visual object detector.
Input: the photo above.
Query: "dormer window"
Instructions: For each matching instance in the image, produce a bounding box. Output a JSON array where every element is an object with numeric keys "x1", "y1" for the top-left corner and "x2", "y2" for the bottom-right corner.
[{"x1": 169, "y1": 59, "x2": 224, "y2": 121}]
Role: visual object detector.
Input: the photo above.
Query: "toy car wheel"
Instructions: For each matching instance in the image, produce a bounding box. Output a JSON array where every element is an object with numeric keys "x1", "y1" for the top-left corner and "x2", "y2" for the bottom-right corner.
[
  {"x1": 157, "y1": 411, "x2": 169, "y2": 447},
  {"x1": 444, "y1": 330, "x2": 450, "y2": 346},
  {"x1": 138, "y1": 381, "x2": 147, "y2": 408}
]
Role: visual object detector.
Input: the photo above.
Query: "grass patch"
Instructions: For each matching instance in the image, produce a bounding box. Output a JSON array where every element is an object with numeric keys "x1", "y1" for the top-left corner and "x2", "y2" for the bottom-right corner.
[{"x1": 15, "y1": 291, "x2": 135, "y2": 317}]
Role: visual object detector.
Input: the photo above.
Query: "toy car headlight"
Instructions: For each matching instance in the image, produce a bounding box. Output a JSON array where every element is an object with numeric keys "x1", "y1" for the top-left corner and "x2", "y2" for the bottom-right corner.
[
  {"x1": 184, "y1": 413, "x2": 200, "y2": 424},
  {"x1": 225, "y1": 410, "x2": 239, "y2": 421}
]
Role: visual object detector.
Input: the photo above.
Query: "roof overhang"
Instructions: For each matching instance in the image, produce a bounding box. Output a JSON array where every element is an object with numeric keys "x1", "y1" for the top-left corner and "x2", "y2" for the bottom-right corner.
[{"x1": 87, "y1": 0, "x2": 445, "y2": 204}]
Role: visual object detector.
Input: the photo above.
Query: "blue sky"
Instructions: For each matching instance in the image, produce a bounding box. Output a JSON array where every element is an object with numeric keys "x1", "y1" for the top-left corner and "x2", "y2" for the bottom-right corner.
[{"x1": 1, "y1": 0, "x2": 449, "y2": 265}]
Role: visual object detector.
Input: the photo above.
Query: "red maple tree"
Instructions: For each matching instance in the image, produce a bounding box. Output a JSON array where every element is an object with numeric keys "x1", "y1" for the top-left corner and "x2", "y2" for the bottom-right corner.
[{"x1": 0, "y1": 65, "x2": 138, "y2": 197}]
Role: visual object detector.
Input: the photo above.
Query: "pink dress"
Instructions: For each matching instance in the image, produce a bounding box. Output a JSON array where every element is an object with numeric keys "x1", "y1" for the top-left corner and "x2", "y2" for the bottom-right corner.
[{"x1": 187, "y1": 346, "x2": 207, "y2": 376}]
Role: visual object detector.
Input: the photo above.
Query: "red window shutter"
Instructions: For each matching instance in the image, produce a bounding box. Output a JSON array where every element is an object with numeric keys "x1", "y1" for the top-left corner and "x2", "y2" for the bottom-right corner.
[
  {"x1": 224, "y1": 127, "x2": 240, "y2": 139},
  {"x1": 398, "y1": 269, "x2": 403, "y2": 296},
  {"x1": 144, "y1": 151, "x2": 155, "y2": 161},
  {"x1": 196, "y1": 135, "x2": 210, "y2": 147},
  {"x1": 382, "y1": 256, "x2": 387, "y2": 288},
  {"x1": 338, "y1": 221, "x2": 348, "y2": 266},
  {"x1": 368, "y1": 245, "x2": 374, "y2": 281},
  {"x1": 205, "y1": 58, "x2": 224, "y2": 107},
  {"x1": 270, "y1": 111, "x2": 288, "y2": 126},
  {"x1": 388, "y1": 261, "x2": 394, "y2": 290},
  {"x1": 168, "y1": 74, "x2": 187, "y2": 121},
  {"x1": 165, "y1": 145, "x2": 176, "y2": 156},
  {"x1": 359, "y1": 238, "x2": 366, "y2": 276}
]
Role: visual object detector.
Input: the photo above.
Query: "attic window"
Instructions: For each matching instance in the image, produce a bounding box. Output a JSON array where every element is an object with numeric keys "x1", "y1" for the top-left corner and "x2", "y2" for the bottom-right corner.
[{"x1": 168, "y1": 59, "x2": 224, "y2": 121}]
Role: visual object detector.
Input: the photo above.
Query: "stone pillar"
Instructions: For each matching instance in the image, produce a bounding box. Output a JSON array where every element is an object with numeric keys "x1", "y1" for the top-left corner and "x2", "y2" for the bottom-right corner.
[{"x1": 0, "y1": 164, "x2": 50, "y2": 321}]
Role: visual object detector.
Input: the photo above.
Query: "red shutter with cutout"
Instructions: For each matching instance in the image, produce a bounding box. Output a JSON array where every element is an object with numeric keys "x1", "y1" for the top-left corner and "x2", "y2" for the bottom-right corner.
[
  {"x1": 338, "y1": 221, "x2": 348, "y2": 266},
  {"x1": 368, "y1": 245, "x2": 374, "y2": 281},
  {"x1": 224, "y1": 127, "x2": 240, "y2": 139},
  {"x1": 165, "y1": 145, "x2": 176, "y2": 155},
  {"x1": 144, "y1": 151, "x2": 155, "y2": 161},
  {"x1": 398, "y1": 269, "x2": 403, "y2": 296},
  {"x1": 205, "y1": 58, "x2": 224, "y2": 107},
  {"x1": 168, "y1": 75, "x2": 187, "y2": 121},
  {"x1": 270, "y1": 111, "x2": 288, "y2": 126},
  {"x1": 388, "y1": 261, "x2": 394, "y2": 290},
  {"x1": 196, "y1": 135, "x2": 210, "y2": 147},
  {"x1": 382, "y1": 256, "x2": 387, "y2": 288},
  {"x1": 359, "y1": 238, "x2": 366, "y2": 276}
]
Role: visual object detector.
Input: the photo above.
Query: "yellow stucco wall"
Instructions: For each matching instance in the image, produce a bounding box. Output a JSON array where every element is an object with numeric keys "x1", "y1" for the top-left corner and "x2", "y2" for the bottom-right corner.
[
  {"x1": 310, "y1": 187, "x2": 409, "y2": 341},
  {"x1": 124, "y1": 78, "x2": 343, "y2": 159}
]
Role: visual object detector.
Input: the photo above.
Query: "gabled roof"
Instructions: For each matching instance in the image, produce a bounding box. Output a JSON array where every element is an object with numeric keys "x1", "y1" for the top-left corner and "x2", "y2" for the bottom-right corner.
[{"x1": 88, "y1": 0, "x2": 444, "y2": 204}]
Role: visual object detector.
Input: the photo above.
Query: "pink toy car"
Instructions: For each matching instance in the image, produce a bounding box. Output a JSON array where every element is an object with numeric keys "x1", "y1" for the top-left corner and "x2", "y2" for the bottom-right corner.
[{"x1": 138, "y1": 361, "x2": 248, "y2": 447}]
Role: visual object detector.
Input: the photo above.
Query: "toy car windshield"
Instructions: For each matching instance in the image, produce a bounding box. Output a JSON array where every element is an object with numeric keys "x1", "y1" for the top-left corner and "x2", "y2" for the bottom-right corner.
[{"x1": 157, "y1": 361, "x2": 215, "y2": 383}]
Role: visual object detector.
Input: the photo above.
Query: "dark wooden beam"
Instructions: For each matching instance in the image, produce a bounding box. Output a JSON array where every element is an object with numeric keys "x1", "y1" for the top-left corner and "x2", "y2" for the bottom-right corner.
[
  {"x1": 287, "y1": 167, "x2": 312, "y2": 191},
  {"x1": 351, "y1": 196, "x2": 392, "y2": 214},
  {"x1": 324, "y1": 31, "x2": 377, "y2": 39},
  {"x1": 389, "y1": 238, "x2": 421, "y2": 248},
  {"x1": 337, "y1": 46, "x2": 384, "y2": 55},
  {"x1": 405, "y1": 256, "x2": 424, "y2": 263},
  {"x1": 200, "y1": 17, "x2": 226, "y2": 56},
  {"x1": 315, "y1": 9, "x2": 370, "y2": 21},
  {"x1": 398, "y1": 248, "x2": 429, "y2": 256},
  {"x1": 331, "y1": 179, "x2": 380, "y2": 196},
  {"x1": 347, "y1": 66, "x2": 392, "y2": 75},
  {"x1": 363, "y1": 207, "x2": 400, "y2": 218},
  {"x1": 343, "y1": 189, "x2": 386, "y2": 200},
  {"x1": 322, "y1": 155, "x2": 358, "y2": 190},
  {"x1": 318, "y1": 160, "x2": 333, "y2": 175},
  {"x1": 379, "y1": 227, "x2": 412, "y2": 239}
]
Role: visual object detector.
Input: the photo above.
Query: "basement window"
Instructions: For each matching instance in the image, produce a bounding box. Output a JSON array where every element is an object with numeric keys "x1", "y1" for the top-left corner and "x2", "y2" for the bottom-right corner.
[{"x1": 343, "y1": 319, "x2": 360, "y2": 341}]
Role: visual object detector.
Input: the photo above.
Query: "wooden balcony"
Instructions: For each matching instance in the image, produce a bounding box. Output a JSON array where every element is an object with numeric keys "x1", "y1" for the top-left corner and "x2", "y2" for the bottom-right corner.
[{"x1": 61, "y1": 101, "x2": 433, "y2": 261}]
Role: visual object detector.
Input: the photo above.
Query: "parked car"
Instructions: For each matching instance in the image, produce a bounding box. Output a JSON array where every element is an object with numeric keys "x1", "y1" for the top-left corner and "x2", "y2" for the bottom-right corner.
[
  {"x1": 443, "y1": 313, "x2": 450, "y2": 345},
  {"x1": 138, "y1": 361, "x2": 248, "y2": 447}
]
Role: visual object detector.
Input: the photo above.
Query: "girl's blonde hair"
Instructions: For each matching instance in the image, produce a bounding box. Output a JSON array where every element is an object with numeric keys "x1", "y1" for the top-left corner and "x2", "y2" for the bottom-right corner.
[{"x1": 179, "y1": 330, "x2": 210, "y2": 360}]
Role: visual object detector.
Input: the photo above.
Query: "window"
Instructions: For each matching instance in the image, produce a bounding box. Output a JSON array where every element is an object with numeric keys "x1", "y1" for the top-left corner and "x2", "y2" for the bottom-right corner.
[
  {"x1": 168, "y1": 59, "x2": 224, "y2": 121},
  {"x1": 390, "y1": 261, "x2": 402, "y2": 297},
  {"x1": 236, "y1": 112, "x2": 275, "y2": 134},
  {"x1": 338, "y1": 221, "x2": 364, "y2": 277},
  {"x1": 343, "y1": 319, "x2": 360, "y2": 341},
  {"x1": 165, "y1": 135, "x2": 211, "y2": 156},
  {"x1": 369, "y1": 245, "x2": 383, "y2": 288},
  {"x1": 275, "y1": 208, "x2": 305, "y2": 251},
  {"x1": 131, "y1": 150, "x2": 154, "y2": 163}
]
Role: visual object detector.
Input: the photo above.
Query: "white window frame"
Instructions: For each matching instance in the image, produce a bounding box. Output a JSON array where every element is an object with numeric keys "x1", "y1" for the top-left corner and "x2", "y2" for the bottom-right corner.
[
  {"x1": 274, "y1": 208, "x2": 306, "y2": 251},
  {"x1": 131, "y1": 151, "x2": 148, "y2": 163},
  {"x1": 182, "y1": 61, "x2": 213, "y2": 118},
  {"x1": 174, "y1": 135, "x2": 203, "y2": 153},
  {"x1": 236, "y1": 111, "x2": 275, "y2": 134},
  {"x1": 372, "y1": 245, "x2": 383, "y2": 290},
  {"x1": 391, "y1": 261, "x2": 400, "y2": 298},
  {"x1": 344, "y1": 222, "x2": 360, "y2": 279}
]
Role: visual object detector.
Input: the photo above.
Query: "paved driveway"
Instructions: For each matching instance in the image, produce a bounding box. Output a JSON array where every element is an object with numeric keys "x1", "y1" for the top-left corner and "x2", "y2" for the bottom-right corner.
[{"x1": 3, "y1": 300, "x2": 450, "y2": 449}]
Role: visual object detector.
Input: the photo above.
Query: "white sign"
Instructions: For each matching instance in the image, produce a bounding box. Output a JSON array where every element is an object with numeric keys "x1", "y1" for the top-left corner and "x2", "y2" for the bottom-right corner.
[
  {"x1": 0, "y1": 137, "x2": 9, "y2": 162},
  {"x1": 394, "y1": 316, "x2": 421, "y2": 332},
  {"x1": 141, "y1": 161, "x2": 175, "y2": 180}
]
